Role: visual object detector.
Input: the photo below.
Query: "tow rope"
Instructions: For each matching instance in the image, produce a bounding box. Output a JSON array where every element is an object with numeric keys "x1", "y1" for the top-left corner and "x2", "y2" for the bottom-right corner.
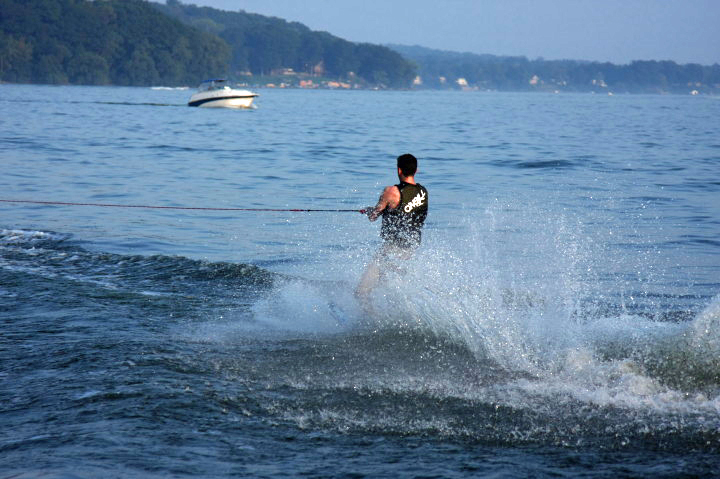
[{"x1": 0, "y1": 199, "x2": 366, "y2": 213}]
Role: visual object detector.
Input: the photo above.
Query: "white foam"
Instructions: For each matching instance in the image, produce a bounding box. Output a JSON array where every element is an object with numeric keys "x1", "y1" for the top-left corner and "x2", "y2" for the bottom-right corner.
[
  {"x1": 690, "y1": 294, "x2": 720, "y2": 351},
  {"x1": 250, "y1": 278, "x2": 359, "y2": 334},
  {"x1": 330, "y1": 203, "x2": 720, "y2": 413},
  {"x1": 0, "y1": 228, "x2": 67, "y2": 244},
  {"x1": 209, "y1": 201, "x2": 720, "y2": 414}
]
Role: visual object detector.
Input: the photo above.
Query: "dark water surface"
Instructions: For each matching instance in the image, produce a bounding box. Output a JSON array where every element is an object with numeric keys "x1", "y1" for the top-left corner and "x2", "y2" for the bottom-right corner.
[{"x1": 1, "y1": 85, "x2": 719, "y2": 477}]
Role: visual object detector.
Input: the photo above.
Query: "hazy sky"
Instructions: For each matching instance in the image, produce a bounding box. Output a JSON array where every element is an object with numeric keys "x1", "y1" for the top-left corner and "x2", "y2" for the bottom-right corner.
[{"x1": 182, "y1": 0, "x2": 719, "y2": 65}]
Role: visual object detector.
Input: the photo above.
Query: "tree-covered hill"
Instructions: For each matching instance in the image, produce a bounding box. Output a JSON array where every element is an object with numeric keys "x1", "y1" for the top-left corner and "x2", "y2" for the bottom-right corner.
[
  {"x1": 391, "y1": 44, "x2": 720, "y2": 94},
  {"x1": 0, "y1": 0, "x2": 417, "y2": 88},
  {"x1": 152, "y1": 0, "x2": 416, "y2": 88},
  {"x1": 2, "y1": 0, "x2": 717, "y2": 93},
  {"x1": 0, "y1": 0, "x2": 230, "y2": 85}
]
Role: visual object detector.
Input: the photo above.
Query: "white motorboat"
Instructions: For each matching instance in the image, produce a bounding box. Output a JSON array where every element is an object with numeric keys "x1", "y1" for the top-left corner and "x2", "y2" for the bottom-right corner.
[{"x1": 188, "y1": 79, "x2": 258, "y2": 108}]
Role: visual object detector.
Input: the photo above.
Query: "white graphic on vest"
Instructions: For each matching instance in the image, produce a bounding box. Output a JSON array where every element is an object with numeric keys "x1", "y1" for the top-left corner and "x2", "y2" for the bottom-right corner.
[{"x1": 403, "y1": 190, "x2": 426, "y2": 213}]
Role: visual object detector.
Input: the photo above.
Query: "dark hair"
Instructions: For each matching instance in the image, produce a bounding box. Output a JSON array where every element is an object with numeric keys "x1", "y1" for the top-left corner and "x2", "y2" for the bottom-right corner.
[{"x1": 397, "y1": 153, "x2": 417, "y2": 177}]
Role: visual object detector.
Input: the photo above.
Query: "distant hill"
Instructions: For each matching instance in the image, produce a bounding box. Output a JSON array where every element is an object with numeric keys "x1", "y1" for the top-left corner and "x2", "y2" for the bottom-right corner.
[
  {"x1": 390, "y1": 44, "x2": 720, "y2": 94},
  {"x1": 153, "y1": 0, "x2": 416, "y2": 88},
  {"x1": 2, "y1": 0, "x2": 717, "y2": 93},
  {"x1": 0, "y1": 0, "x2": 416, "y2": 88},
  {"x1": 0, "y1": 0, "x2": 230, "y2": 86}
]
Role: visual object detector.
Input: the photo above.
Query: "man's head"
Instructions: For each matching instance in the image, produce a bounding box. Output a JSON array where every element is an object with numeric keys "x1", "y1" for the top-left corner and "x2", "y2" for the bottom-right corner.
[{"x1": 397, "y1": 153, "x2": 417, "y2": 177}]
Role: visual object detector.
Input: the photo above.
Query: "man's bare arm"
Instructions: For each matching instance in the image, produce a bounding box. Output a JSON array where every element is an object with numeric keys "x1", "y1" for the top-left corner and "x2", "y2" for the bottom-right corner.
[{"x1": 368, "y1": 185, "x2": 400, "y2": 221}]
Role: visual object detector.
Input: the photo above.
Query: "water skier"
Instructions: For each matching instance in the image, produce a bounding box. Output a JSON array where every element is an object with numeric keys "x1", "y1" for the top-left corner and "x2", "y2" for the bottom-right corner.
[{"x1": 355, "y1": 153, "x2": 429, "y2": 307}]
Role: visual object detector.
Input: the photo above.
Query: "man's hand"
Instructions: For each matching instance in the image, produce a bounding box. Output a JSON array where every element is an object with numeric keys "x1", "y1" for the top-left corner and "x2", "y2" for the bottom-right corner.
[{"x1": 363, "y1": 206, "x2": 376, "y2": 217}]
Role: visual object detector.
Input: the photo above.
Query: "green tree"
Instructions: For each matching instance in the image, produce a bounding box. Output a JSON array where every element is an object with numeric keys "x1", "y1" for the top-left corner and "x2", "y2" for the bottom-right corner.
[
  {"x1": 67, "y1": 51, "x2": 109, "y2": 85},
  {"x1": 34, "y1": 54, "x2": 68, "y2": 84},
  {"x1": 0, "y1": 0, "x2": 231, "y2": 86},
  {"x1": 0, "y1": 33, "x2": 33, "y2": 81}
]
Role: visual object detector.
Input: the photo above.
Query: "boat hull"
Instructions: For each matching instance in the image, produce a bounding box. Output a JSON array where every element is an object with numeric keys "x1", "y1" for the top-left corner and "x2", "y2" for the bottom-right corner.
[{"x1": 188, "y1": 90, "x2": 257, "y2": 108}]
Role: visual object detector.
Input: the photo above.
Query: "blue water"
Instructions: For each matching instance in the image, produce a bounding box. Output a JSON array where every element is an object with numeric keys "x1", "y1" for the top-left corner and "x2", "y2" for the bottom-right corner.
[{"x1": 1, "y1": 84, "x2": 719, "y2": 477}]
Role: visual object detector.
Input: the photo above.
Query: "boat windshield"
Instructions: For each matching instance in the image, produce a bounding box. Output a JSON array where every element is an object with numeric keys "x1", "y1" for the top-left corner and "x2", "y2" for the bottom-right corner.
[{"x1": 198, "y1": 79, "x2": 228, "y2": 92}]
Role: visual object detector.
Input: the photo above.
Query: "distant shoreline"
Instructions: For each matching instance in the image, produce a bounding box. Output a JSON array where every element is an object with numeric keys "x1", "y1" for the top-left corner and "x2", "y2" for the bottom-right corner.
[
  {"x1": 3, "y1": 0, "x2": 717, "y2": 94},
  {"x1": 1, "y1": 81, "x2": 715, "y2": 97}
]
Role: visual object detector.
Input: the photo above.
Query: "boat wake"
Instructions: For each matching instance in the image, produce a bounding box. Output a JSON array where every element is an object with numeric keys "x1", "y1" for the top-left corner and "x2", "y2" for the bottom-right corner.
[{"x1": 3, "y1": 224, "x2": 719, "y2": 444}]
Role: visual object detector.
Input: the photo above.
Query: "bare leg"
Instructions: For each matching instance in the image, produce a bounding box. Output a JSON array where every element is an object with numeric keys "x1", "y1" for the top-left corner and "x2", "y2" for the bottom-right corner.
[
  {"x1": 356, "y1": 258, "x2": 381, "y2": 296},
  {"x1": 354, "y1": 245, "x2": 412, "y2": 316},
  {"x1": 355, "y1": 256, "x2": 381, "y2": 315}
]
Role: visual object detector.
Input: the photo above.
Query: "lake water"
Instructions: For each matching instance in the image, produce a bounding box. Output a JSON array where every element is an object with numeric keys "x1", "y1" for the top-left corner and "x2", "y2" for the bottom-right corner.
[{"x1": 1, "y1": 84, "x2": 719, "y2": 477}]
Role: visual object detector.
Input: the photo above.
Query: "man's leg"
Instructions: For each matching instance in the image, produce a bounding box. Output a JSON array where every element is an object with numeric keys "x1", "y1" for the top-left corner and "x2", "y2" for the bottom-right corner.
[{"x1": 355, "y1": 257, "x2": 381, "y2": 301}]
